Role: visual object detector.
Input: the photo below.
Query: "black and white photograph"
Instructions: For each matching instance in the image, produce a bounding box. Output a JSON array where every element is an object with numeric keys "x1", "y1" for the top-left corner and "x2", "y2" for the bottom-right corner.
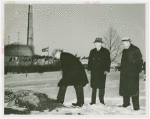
[{"x1": 1, "y1": 1, "x2": 148, "y2": 116}]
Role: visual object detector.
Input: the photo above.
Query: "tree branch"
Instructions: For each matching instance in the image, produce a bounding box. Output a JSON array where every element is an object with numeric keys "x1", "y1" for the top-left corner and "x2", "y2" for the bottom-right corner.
[{"x1": 103, "y1": 25, "x2": 122, "y2": 62}]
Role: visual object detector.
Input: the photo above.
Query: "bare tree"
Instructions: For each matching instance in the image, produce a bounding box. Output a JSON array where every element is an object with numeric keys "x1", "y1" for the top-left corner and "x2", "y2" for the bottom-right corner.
[{"x1": 103, "y1": 25, "x2": 123, "y2": 63}]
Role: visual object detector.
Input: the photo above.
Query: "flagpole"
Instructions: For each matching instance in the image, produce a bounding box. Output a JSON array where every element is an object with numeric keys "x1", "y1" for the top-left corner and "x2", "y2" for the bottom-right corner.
[{"x1": 48, "y1": 46, "x2": 49, "y2": 71}]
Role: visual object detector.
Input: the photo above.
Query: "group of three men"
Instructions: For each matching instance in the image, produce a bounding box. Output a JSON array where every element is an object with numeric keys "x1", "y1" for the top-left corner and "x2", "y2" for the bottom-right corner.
[{"x1": 52, "y1": 37, "x2": 143, "y2": 111}]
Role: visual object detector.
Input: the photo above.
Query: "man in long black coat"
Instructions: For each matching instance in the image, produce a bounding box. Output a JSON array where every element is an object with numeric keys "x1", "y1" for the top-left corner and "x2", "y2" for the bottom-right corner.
[
  {"x1": 88, "y1": 38, "x2": 111, "y2": 105},
  {"x1": 119, "y1": 37, "x2": 143, "y2": 110},
  {"x1": 52, "y1": 49, "x2": 89, "y2": 107}
]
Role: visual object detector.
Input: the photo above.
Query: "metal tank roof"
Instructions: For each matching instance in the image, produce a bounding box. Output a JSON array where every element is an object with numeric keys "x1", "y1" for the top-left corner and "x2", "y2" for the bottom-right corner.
[{"x1": 5, "y1": 43, "x2": 34, "y2": 57}]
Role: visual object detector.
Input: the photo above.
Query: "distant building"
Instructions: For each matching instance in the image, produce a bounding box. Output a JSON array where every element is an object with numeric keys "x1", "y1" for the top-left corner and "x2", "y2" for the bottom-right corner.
[
  {"x1": 5, "y1": 5, "x2": 34, "y2": 65},
  {"x1": 5, "y1": 43, "x2": 33, "y2": 57},
  {"x1": 4, "y1": 5, "x2": 35, "y2": 74},
  {"x1": 4, "y1": 42, "x2": 34, "y2": 67}
]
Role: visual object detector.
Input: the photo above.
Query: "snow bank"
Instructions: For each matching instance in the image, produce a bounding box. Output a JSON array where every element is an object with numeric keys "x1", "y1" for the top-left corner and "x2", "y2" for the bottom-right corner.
[{"x1": 50, "y1": 97, "x2": 146, "y2": 115}]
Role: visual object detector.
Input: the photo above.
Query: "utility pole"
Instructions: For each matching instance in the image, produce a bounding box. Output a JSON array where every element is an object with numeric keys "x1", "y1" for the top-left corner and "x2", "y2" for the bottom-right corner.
[
  {"x1": 18, "y1": 32, "x2": 20, "y2": 73},
  {"x1": 48, "y1": 47, "x2": 49, "y2": 71}
]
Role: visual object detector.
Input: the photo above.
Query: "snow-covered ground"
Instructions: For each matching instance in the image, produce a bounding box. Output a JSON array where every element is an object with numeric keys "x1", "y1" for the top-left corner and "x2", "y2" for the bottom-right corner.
[{"x1": 4, "y1": 69, "x2": 146, "y2": 115}]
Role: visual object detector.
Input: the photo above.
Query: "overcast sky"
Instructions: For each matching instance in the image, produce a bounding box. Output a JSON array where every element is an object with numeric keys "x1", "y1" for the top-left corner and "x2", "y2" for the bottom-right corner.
[{"x1": 4, "y1": 4, "x2": 146, "y2": 60}]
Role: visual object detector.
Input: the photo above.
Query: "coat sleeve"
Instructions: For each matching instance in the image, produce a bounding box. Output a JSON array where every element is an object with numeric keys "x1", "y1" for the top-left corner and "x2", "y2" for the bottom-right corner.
[
  {"x1": 132, "y1": 48, "x2": 143, "y2": 72},
  {"x1": 120, "y1": 50, "x2": 125, "y2": 69},
  {"x1": 132, "y1": 48, "x2": 142, "y2": 63},
  {"x1": 88, "y1": 50, "x2": 92, "y2": 71},
  {"x1": 60, "y1": 58, "x2": 69, "y2": 77},
  {"x1": 104, "y1": 50, "x2": 111, "y2": 72}
]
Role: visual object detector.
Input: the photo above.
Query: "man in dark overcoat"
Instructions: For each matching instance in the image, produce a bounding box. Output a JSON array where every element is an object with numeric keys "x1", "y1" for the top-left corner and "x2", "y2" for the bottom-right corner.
[
  {"x1": 52, "y1": 49, "x2": 89, "y2": 107},
  {"x1": 119, "y1": 37, "x2": 143, "y2": 111},
  {"x1": 88, "y1": 38, "x2": 111, "y2": 105}
]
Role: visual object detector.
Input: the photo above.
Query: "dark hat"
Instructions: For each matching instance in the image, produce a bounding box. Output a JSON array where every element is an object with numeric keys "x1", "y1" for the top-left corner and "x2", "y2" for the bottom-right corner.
[
  {"x1": 93, "y1": 38, "x2": 103, "y2": 43},
  {"x1": 122, "y1": 37, "x2": 131, "y2": 42}
]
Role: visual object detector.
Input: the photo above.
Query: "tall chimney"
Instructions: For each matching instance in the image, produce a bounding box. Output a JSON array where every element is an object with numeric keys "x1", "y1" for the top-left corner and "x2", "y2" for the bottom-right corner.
[
  {"x1": 27, "y1": 5, "x2": 34, "y2": 54},
  {"x1": 8, "y1": 36, "x2": 10, "y2": 45}
]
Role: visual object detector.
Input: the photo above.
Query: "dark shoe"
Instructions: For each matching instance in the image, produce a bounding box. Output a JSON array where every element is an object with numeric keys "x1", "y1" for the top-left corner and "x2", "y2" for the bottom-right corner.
[
  {"x1": 119, "y1": 103, "x2": 130, "y2": 108},
  {"x1": 53, "y1": 99, "x2": 64, "y2": 104},
  {"x1": 134, "y1": 107, "x2": 140, "y2": 111},
  {"x1": 72, "y1": 103, "x2": 83, "y2": 107},
  {"x1": 100, "y1": 100, "x2": 105, "y2": 105},
  {"x1": 100, "y1": 102, "x2": 105, "y2": 105},
  {"x1": 90, "y1": 102, "x2": 96, "y2": 105}
]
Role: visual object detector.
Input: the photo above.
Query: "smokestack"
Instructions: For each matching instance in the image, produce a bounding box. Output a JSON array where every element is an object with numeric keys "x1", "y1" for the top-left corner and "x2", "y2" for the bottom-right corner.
[
  {"x1": 27, "y1": 4, "x2": 34, "y2": 54},
  {"x1": 8, "y1": 36, "x2": 10, "y2": 45},
  {"x1": 28, "y1": 4, "x2": 33, "y2": 13}
]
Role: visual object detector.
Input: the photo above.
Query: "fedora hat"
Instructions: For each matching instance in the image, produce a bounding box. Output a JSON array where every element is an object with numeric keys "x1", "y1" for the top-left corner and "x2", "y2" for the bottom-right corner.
[
  {"x1": 122, "y1": 37, "x2": 131, "y2": 42},
  {"x1": 93, "y1": 38, "x2": 103, "y2": 43}
]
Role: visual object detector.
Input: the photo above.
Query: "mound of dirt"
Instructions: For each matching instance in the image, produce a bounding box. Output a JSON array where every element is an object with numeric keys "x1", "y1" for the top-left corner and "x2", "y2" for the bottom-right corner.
[
  {"x1": 5, "y1": 89, "x2": 64, "y2": 112},
  {"x1": 5, "y1": 89, "x2": 15, "y2": 103}
]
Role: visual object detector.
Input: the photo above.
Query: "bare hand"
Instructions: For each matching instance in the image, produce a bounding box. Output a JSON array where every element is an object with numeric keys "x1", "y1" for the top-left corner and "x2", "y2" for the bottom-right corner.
[{"x1": 104, "y1": 71, "x2": 109, "y2": 75}]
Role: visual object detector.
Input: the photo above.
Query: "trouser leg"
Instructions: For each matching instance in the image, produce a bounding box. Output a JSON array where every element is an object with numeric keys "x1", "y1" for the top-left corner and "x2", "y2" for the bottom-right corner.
[
  {"x1": 57, "y1": 86, "x2": 67, "y2": 101},
  {"x1": 123, "y1": 96, "x2": 130, "y2": 105},
  {"x1": 74, "y1": 85, "x2": 84, "y2": 104},
  {"x1": 132, "y1": 94, "x2": 140, "y2": 110},
  {"x1": 99, "y1": 88, "x2": 105, "y2": 104},
  {"x1": 91, "y1": 88, "x2": 97, "y2": 103}
]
